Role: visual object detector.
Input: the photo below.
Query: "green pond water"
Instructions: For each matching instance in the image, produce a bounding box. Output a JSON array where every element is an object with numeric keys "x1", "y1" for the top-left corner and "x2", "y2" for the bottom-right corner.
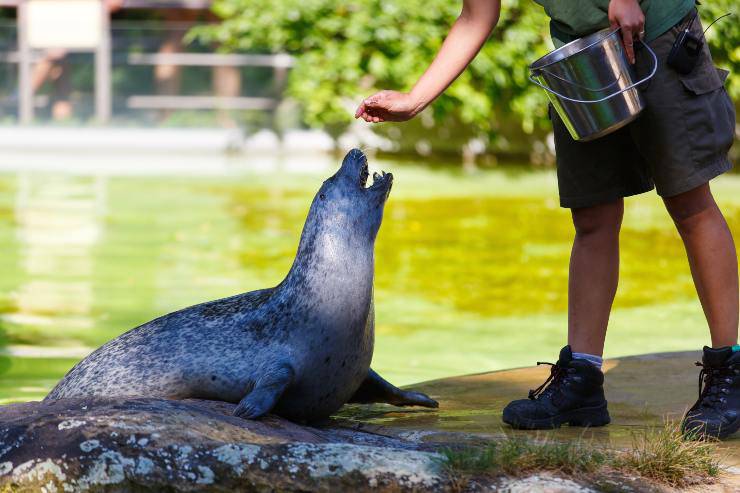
[{"x1": 2, "y1": 156, "x2": 740, "y2": 404}]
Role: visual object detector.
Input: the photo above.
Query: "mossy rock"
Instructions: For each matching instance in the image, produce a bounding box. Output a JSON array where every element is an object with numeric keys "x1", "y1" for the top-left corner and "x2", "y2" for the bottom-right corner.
[{"x1": 0, "y1": 398, "x2": 446, "y2": 492}]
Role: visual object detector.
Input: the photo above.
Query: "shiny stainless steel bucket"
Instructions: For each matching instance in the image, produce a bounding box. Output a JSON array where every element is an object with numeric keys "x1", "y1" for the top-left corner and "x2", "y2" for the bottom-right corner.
[{"x1": 529, "y1": 28, "x2": 658, "y2": 141}]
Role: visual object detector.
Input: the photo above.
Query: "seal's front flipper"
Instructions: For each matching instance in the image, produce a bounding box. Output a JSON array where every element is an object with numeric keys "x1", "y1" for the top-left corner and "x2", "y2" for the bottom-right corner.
[
  {"x1": 349, "y1": 369, "x2": 438, "y2": 408},
  {"x1": 234, "y1": 363, "x2": 294, "y2": 419}
]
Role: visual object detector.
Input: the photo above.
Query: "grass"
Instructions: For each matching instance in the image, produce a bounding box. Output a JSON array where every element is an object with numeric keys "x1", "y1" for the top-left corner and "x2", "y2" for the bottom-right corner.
[
  {"x1": 616, "y1": 420, "x2": 722, "y2": 486},
  {"x1": 442, "y1": 436, "x2": 607, "y2": 476},
  {"x1": 441, "y1": 420, "x2": 722, "y2": 488}
]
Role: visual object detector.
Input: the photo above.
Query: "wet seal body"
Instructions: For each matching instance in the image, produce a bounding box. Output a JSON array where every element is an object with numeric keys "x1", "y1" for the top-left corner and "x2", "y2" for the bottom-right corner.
[{"x1": 46, "y1": 149, "x2": 437, "y2": 422}]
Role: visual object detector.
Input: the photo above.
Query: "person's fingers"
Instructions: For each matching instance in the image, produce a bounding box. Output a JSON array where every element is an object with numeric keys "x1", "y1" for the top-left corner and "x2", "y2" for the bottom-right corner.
[
  {"x1": 364, "y1": 92, "x2": 385, "y2": 108},
  {"x1": 621, "y1": 26, "x2": 633, "y2": 42},
  {"x1": 372, "y1": 116, "x2": 380, "y2": 123},
  {"x1": 354, "y1": 102, "x2": 365, "y2": 119},
  {"x1": 621, "y1": 27, "x2": 635, "y2": 63}
]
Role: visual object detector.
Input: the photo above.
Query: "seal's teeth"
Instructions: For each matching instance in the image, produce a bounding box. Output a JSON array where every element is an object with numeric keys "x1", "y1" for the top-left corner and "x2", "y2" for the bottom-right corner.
[{"x1": 359, "y1": 164, "x2": 369, "y2": 187}]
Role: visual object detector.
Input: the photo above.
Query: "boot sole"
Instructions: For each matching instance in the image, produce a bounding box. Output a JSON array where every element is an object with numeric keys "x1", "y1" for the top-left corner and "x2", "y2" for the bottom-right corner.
[
  {"x1": 503, "y1": 403, "x2": 611, "y2": 430},
  {"x1": 715, "y1": 418, "x2": 740, "y2": 439},
  {"x1": 683, "y1": 416, "x2": 740, "y2": 440}
]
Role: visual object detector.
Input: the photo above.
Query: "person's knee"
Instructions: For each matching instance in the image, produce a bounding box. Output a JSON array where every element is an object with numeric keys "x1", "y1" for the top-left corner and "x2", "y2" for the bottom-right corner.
[
  {"x1": 571, "y1": 200, "x2": 624, "y2": 239},
  {"x1": 664, "y1": 184, "x2": 717, "y2": 230}
]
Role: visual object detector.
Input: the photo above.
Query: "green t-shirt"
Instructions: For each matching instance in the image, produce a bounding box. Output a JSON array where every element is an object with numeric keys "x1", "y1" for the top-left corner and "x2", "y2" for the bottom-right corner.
[{"x1": 533, "y1": 0, "x2": 696, "y2": 46}]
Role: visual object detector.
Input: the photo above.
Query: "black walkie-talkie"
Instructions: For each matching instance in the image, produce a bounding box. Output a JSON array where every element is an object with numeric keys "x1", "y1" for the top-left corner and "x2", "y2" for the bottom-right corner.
[
  {"x1": 667, "y1": 11, "x2": 732, "y2": 75},
  {"x1": 667, "y1": 11, "x2": 702, "y2": 74}
]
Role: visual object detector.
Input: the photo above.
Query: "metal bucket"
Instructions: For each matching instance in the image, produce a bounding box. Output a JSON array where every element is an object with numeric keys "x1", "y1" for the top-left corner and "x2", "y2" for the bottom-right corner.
[{"x1": 529, "y1": 28, "x2": 658, "y2": 141}]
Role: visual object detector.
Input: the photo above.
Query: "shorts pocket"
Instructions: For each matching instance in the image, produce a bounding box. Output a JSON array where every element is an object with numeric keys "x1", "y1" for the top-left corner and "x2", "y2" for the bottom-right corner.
[
  {"x1": 678, "y1": 66, "x2": 734, "y2": 166},
  {"x1": 679, "y1": 66, "x2": 728, "y2": 95}
]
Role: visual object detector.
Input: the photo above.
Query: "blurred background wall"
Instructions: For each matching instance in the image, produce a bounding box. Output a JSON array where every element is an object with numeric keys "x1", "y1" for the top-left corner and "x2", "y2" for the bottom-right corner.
[{"x1": 2, "y1": 2, "x2": 288, "y2": 127}]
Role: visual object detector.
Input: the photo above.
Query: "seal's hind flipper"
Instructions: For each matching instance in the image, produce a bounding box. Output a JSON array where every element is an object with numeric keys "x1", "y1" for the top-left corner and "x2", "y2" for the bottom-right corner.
[
  {"x1": 233, "y1": 363, "x2": 294, "y2": 419},
  {"x1": 349, "y1": 369, "x2": 439, "y2": 408}
]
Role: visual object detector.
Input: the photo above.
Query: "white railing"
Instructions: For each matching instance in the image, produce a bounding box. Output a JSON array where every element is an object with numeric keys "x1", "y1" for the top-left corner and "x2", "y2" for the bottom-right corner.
[{"x1": 124, "y1": 52, "x2": 294, "y2": 112}]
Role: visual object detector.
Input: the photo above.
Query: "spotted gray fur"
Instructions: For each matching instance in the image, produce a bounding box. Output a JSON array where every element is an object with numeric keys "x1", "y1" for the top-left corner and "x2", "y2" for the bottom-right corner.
[{"x1": 46, "y1": 149, "x2": 438, "y2": 422}]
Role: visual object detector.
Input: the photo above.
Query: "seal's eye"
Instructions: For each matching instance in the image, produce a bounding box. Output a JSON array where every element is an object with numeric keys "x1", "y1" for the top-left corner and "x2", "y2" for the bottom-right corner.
[{"x1": 319, "y1": 193, "x2": 326, "y2": 200}]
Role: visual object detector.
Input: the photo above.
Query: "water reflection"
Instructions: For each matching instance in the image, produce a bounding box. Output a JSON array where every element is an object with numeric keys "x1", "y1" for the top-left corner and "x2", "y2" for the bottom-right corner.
[
  {"x1": 0, "y1": 156, "x2": 736, "y2": 402},
  {"x1": 10, "y1": 173, "x2": 105, "y2": 335}
]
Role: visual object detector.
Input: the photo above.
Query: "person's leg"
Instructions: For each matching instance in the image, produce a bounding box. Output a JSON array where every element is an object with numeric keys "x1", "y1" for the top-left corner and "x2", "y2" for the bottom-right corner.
[
  {"x1": 502, "y1": 200, "x2": 622, "y2": 430},
  {"x1": 663, "y1": 184, "x2": 738, "y2": 347},
  {"x1": 668, "y1": 185, "x2": 740, "y2": 440},
  {"x1": 627, "y1": 13, "x2": 737, "y2": 438},
  {"x1": 568, "y1": 199, "x2": 624, "y2": 357},
  {"x1": 502, "y1": 88, "x2": 651, "y2": 430}
]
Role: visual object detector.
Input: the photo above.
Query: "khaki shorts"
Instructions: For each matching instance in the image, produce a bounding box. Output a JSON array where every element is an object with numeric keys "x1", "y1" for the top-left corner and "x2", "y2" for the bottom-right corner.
[{"x1": 553, "y1": 15, "x2": 736, "y2": 209}]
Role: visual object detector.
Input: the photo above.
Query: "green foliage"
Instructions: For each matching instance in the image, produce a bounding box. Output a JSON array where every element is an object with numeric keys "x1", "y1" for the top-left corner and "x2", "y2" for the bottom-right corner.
[
  {"x1": 192, "y1": 0, "x2": 554, "y2": 143},
  {"x1": 193, "y1": 0, "x2": 739, "y2": 150},
  {"x1": 701, "y1": 1, "x2": 739, "y2": 100}
]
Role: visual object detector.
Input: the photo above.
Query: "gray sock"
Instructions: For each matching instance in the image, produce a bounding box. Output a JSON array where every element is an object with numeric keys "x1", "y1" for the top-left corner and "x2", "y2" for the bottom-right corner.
[{"x1": 572, "y1": 352, "x2": 603, "y2": 369}]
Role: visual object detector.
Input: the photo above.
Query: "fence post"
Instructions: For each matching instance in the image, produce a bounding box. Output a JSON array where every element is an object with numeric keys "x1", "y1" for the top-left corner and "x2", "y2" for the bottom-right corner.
[
  {"x1": 17, "y1": 0, "x2": 33, "y2": 124},
  {"x1": 95, "y1": 0, "x2": 111, "y2": 123}
]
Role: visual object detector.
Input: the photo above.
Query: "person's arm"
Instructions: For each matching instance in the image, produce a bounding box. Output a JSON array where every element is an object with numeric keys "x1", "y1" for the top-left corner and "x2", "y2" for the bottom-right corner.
[
  {"x1": 354, "y1": 0, "x2": 501, "y2": 123},
  {"x1": 354, "y1": 0, "x2": 645, "y2": 123}
]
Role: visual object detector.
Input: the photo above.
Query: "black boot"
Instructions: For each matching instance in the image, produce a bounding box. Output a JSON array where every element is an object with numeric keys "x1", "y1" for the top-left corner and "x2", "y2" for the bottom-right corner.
[
  {"x1": 502, "y1": 345, "x2": 611, "y2": 429},
  {"x1": 682, "y1": 346, "x2": 740, "y2": 440}
]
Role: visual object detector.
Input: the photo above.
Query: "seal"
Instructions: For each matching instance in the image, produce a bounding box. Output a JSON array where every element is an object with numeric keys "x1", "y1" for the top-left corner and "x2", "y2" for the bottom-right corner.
[{"x1": 46, "y1": 149, "x2": 438, "y2": 422}]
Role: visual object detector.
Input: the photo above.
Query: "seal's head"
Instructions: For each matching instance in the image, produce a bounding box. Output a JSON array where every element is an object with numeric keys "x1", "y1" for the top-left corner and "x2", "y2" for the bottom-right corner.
[{"x1": 308, "y1": 148, "x2": 393, "y2": 244}]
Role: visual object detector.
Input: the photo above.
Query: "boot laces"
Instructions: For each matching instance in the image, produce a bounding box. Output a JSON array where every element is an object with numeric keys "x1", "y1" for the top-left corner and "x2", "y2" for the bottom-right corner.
[
  {"x1": 528, "y1": 361, "x2": 569, "y2": 400},
  {"x1": 695, "y1": 361, "x2": 735, "y2": 407}
]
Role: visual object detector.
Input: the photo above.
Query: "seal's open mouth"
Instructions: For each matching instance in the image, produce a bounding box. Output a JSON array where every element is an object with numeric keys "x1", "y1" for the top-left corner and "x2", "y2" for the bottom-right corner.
[
  {"x1": 368, "y1": 170, "x2": 392, "y2": 191},
  {"x1": 341, "y1": 149, "x2": 392, "y2": 194}
]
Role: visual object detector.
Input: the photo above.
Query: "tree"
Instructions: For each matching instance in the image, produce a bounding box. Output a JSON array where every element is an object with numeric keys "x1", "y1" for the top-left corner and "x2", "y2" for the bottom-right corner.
[{"x1": 193, "y1": 0, "x2": 738, "y2": 158}]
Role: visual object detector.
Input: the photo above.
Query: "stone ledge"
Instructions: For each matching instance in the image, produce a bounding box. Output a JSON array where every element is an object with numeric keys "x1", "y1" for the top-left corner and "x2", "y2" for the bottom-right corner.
[{"x1": 2, "y1": 351, "x2": 739, "y2": 492}]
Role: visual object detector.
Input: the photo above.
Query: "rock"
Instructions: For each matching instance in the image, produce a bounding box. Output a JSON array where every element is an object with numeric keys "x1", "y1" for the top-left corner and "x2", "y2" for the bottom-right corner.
[
  {"x1": 0, "y1": 397, "x2": 447, "y2": 492},
  {"x1": 496, "y1": 474, "x2": 597, "y2": 493}
]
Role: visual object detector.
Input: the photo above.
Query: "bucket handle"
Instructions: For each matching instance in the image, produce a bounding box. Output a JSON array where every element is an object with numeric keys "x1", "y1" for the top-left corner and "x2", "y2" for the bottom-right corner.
[
  {"x1": 528, "y1": 39, "x2": 658, "y2": 104},
  {"x1": 535, "y1": 68, "x2": 624, "y2": 93}
]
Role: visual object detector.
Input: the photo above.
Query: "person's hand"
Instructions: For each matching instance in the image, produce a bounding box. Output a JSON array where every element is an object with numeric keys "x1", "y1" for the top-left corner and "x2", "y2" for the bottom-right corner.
[
  {"x1": 354, "y1": 90, "x2": 423, "y2": 123},
  {"x1": 608, "y1": 0, "x2": 645, "y2": 64}
]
